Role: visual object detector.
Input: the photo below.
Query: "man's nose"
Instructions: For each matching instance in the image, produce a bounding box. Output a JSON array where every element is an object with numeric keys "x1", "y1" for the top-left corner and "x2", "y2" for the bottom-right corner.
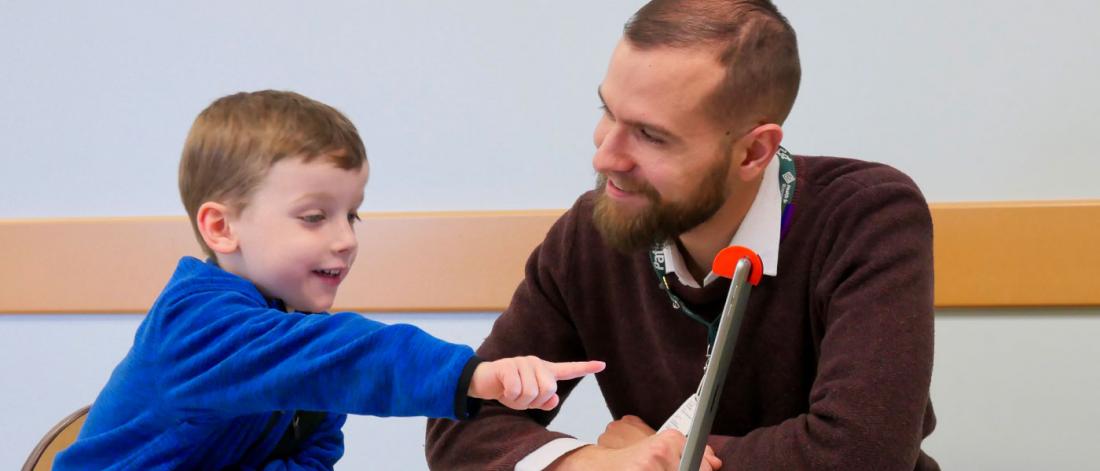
[{"x1": 592, "y1": 124, "x2": 635, "y2": 174}]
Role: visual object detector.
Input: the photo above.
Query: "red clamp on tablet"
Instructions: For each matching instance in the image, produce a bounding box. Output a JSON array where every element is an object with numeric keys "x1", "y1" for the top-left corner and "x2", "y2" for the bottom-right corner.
[{"x1": 712, "y1": 246, "x2": 763, "y2": 286}]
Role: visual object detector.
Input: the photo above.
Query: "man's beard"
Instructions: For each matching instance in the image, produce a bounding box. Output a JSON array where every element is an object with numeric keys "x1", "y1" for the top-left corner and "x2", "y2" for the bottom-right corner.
[{"x1": 593, "y1": 157, "x2": 730, "y2": 253}]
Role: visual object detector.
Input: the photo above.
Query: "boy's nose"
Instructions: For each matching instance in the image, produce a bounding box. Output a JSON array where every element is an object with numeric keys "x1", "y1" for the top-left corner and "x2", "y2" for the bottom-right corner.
[{"x1": 331, "y1": 223, "x2": 358, "y2": 254}]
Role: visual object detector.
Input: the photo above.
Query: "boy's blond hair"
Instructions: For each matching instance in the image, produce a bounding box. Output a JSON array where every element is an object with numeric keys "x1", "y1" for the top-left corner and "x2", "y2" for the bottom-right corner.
[{"x1": 179, "y1": 90, "x2": 367, "y2": 258}]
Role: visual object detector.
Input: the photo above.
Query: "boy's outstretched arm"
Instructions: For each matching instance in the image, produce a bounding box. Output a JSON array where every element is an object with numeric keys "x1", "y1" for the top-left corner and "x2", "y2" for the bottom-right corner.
[
  {"x1": 468, "y1": 357, "x2": 606, "y2": 411},
  {"x1": 153, "y1": 287, "x2": 478, "y2": 419}
]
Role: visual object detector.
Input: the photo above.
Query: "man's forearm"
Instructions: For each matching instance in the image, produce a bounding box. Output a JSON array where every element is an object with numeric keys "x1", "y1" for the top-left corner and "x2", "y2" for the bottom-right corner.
[{"x1": 425, "y1": 404, "x2": 575, "y2": 470}]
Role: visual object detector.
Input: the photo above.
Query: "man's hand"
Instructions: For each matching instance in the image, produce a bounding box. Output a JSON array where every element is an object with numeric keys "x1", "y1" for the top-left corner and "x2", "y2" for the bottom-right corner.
[
  {"x1": 468, "y1": 356, "x2": 605, "y2": 410},
  {"x1": 551, "y1": 429, "x2": 723, "y2": 471},
  {"x1": 559, "y1": 415, "x2": 721, "y2": 470},
  {"x1": 598, "y1": 415, "x2": 656, "y2": 449}
]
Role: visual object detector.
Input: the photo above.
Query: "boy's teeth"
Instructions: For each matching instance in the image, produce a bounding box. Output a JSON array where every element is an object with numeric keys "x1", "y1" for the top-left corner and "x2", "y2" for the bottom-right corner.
[{"x1": 316, "y1": 269, "x2": 340, "y2": 276}]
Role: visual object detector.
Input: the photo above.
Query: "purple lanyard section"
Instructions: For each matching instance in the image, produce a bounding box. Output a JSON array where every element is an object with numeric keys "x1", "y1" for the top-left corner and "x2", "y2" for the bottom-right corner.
[{"x1": 780, "y1": 202, "x2": 796, "y2": 240}]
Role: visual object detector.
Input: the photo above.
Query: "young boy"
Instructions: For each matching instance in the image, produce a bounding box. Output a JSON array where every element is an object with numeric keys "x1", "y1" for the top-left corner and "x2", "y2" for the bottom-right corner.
[{"x1": 54, "y1": 90, "x2": 604, "y2": 470}]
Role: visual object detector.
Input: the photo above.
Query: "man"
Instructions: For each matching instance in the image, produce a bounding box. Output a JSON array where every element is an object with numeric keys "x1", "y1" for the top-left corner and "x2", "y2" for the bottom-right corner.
[{"x1": 426, "y1": 1, "x2": 938, "y2": 469}]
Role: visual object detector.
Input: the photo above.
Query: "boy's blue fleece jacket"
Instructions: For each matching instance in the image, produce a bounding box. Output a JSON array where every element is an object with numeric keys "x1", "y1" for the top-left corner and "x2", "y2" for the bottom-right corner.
[{"x1": 55, "y1": 256, "x2": 477, "y2": 470}]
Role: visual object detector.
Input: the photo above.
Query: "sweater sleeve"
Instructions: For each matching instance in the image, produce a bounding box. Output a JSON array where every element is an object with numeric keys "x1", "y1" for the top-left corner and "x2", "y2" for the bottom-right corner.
[
  {"x1": 147, "y1": 292, "x2": 475, "y2": 420},
  {"x1": 426, "y1": 207, "x2": 592, "y2": 470},
  {"x1": 709, "y1": 178, "x2": 937, "y2": 470}
]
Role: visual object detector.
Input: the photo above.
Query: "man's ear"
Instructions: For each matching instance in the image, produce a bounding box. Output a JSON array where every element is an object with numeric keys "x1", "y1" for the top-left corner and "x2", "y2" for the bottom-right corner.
[
  {"x1": 736, "y1": 123, "x2": 784, "y2": 180},
  {"x1": 196, "y1": 202, "x2": 239, "y2": 255}
]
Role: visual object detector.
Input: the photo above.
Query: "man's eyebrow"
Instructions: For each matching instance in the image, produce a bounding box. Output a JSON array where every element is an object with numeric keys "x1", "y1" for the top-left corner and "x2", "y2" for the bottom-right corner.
[{"x1": 597, "y1": 86, "x2": 680, "y2": 142}]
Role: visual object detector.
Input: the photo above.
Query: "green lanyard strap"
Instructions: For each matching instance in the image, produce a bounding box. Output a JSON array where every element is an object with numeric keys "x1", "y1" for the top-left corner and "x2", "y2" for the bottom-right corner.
[{"x1": 649, "y1": 248, "x2": 722, "y2": 345}]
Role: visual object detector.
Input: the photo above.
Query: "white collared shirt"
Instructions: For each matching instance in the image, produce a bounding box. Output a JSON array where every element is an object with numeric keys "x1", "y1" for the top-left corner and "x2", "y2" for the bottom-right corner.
[
  {"x1": 515, "y1": 154, "x2": 785, "y2": 471},
  {"x1": 662, "y1": 153, "x2": 781, "y2": 287}
]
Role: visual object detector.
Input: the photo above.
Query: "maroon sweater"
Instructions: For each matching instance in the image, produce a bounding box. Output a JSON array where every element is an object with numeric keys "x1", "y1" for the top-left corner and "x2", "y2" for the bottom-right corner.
[{"x1": 426, "y1": 156, "x2": 938, "y2": 470}]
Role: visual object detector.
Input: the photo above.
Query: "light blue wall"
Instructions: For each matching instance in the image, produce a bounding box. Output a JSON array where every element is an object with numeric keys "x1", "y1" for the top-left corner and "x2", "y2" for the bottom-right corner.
[
  {"x1": 2, "y1": 1, "x2": 1098, "y2": 470},
  {"x1": 926, "y1": 312, "x2": 1100, "y2": 470},
  {"x1": 4, "y1": 1, "x2": 1100, "y2": 220}
]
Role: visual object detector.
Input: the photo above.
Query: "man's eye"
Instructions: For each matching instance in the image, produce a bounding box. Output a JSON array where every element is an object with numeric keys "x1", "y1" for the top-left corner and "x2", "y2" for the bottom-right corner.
[
  {"x1": 300, "y1": 214, "x2": 325, "y2": 223},
  {"x1": 599, "y1": 105, "x2": 615, "y2": 121},
  {"x1": 347, "y1": 213, "x2": 362, "y2": 224},
  {"x1": 639, "y1": 127, "x2": 665, "y2": 145}
]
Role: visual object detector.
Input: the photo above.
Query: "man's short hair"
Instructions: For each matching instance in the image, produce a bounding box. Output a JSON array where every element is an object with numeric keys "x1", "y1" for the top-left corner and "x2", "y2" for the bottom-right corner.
[
  {"x1": 179, "y1": 90, "x2": 367, "y2": 258},
  {"x1": 625, "y1": 0, "x2": 801, "y2": 129}
]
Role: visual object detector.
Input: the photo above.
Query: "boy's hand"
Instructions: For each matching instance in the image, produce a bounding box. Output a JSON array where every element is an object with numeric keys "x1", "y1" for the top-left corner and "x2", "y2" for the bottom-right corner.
[{"x1": 468, "y1": 356, "x2": 606, "y2": 410}]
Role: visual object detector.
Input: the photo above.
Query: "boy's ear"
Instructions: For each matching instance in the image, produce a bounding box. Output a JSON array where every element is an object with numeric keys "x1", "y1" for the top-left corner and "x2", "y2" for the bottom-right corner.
[{"x1": 196, "y1": 202, "x2": 239, "y2": 255}]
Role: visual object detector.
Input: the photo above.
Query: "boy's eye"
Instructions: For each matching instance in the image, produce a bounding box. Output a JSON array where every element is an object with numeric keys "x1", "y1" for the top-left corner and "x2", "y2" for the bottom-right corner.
[
  {"x1": 347, "y1": 212, "x2": 361, "y2": 224},
  {"x1": 300, "y1": 214, "x2": 325, "y2": 223}
]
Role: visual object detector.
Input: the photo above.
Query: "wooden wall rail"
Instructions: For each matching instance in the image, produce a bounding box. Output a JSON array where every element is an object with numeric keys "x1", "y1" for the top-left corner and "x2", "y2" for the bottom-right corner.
[
  {"x1": 1, "y1": 201, "x2": 1097, "y2": 313},
  {"x1": 930, "y1": 201, "x2": 1099, "y2": 307}
]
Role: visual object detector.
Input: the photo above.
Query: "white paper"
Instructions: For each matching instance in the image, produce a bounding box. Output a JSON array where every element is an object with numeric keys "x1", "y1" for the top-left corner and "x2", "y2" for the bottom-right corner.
[{"x1": 658, "y1": 393, "x2": 699, "y2": 435}]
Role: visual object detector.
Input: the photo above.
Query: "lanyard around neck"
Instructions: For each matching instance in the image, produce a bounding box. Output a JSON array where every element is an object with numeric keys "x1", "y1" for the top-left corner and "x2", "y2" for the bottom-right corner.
[{"x1": 647, "y1": 146, "x2": 796, "y2": 346}]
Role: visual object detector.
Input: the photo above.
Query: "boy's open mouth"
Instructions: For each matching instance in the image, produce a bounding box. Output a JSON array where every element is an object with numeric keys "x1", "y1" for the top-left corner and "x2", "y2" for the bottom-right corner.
[{"x1": 313, "y1": 268, "x2": 342, "y2": 278}]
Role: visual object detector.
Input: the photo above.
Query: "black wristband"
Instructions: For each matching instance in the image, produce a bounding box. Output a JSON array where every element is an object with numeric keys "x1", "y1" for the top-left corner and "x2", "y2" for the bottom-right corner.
[{"x1": 453, "y1": 356, "x2": 483, "y2": 420}]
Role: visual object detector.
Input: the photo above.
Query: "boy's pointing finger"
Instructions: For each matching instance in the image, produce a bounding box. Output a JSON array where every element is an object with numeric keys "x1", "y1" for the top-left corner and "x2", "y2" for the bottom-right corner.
[{"x1": 547, "y1": 360, "x2": 606, "y2": 380}]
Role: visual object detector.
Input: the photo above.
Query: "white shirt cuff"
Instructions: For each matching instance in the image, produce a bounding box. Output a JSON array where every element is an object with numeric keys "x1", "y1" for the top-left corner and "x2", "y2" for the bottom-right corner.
[{"x1": 515, "y1": 438, "x2": 589, "y2": 471}]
